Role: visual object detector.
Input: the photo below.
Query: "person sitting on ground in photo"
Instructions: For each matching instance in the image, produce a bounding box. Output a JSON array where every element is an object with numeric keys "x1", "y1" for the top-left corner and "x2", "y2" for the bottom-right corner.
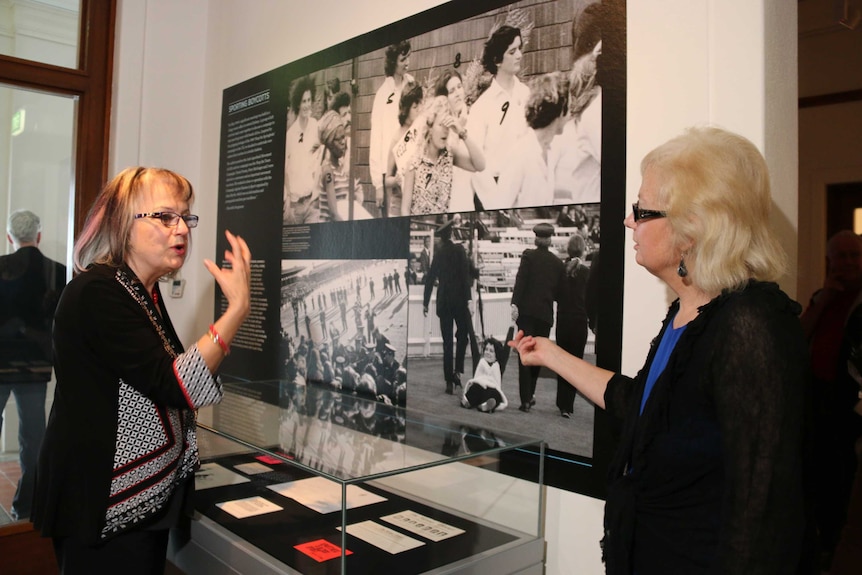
[{"x1": 461, "y1": 337, "x2": 508, "y2": 413}]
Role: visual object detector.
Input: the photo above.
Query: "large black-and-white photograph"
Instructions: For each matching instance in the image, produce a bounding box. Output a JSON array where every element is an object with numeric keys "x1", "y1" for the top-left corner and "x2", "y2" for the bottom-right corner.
[
  {"x1": 280, "y1": 259, "x2": 409, "y2": 407},
  {"x1": 281, "y1": 0, "x2": 603, "y2": 223},
  {"x1": 217, "y1": 0, "x2": 624, "y2": 495},
  {"x1": 407, "y1": 205, "x2": 599, "y2": 458}
]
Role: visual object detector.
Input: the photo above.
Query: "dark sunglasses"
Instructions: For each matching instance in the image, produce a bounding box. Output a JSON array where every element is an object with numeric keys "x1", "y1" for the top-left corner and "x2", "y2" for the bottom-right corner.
[
  {"x1": 134, "y1": 212, "x2": 200, "y2": 228},
  {"x1": 631, "y1": 202, "x2": 667, "y2": 223}
]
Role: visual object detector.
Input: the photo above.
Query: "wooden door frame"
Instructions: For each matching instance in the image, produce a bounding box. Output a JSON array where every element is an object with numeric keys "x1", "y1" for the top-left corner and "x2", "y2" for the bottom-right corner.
[{"x1": 0, "y1": 0, "x2": 116, "y2": 237}]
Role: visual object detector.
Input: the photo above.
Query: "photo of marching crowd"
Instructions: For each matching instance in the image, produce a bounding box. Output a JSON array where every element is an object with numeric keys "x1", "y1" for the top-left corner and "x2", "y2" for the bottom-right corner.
[
  {"x1": 279, "y1": 259, "x2": 409, "y2": 410},
  {"x1": 282, "y1": 0, "x2": 603, "y2": 224}
]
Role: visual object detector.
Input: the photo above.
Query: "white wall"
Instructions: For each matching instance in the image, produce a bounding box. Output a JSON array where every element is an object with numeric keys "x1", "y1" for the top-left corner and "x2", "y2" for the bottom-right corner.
[
  {"x1": 797, "y1": 0, "x2": 862, "y2": 306},
  {"x1": 111, "y1": 1, "x2": 798, "y2": 572},
  {"x1": 798, "y1": 100, "x2": 862, "y2": 305}
]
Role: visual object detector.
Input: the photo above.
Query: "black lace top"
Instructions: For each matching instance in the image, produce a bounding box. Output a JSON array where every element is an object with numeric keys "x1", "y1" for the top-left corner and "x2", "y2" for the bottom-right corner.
[{"x1": 602, "y1": 281, "x2": 813, "y2": 574}]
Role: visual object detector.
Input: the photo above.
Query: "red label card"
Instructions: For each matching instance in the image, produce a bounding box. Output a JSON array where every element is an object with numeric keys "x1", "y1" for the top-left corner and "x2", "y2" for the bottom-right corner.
[{"x1": 294, "y1": 539, "x2": 352, "y2": 562}]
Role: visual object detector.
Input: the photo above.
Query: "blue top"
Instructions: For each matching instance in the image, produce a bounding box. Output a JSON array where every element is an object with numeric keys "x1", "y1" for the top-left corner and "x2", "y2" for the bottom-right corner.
[{"x1": 639, "y1": 316, "x2": 686, "y2": 414}]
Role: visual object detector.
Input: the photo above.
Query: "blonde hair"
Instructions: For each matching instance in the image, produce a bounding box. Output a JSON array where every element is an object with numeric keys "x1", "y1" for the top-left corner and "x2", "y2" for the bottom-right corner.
[
  {"x1": 422, "y1": 96, "x2": 451, "y2": 137},
  {"x1": 74, "y1": 167, "x2": 194, "y2": 273},
  {"x1": 417, "y1": 95, "x2": 453, "y2": 154},
  {"x1": 642, "y1": 126, "x2": 786, "y2": 295}
]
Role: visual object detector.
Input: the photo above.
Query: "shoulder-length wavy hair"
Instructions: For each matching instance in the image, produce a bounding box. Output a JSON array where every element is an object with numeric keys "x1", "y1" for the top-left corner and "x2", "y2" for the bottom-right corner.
[
  {"x1": 642, "y1": 126, "x2": 786, "y2": 295},
  {"x1": 73, "y1": 167, "x2": 194, "y2": 273},
  {"x1": 435, "y1": 69, "x2": 462, "y2": 98}
]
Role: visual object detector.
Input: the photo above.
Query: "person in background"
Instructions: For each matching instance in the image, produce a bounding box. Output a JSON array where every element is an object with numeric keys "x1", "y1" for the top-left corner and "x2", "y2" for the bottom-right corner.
[
  {"x1": 555, "y1": 232, "x2": 590, "y2": 418},
  {"x1": 0, "y1": 209, "x2": 66, "y2": 521},
  {"x1": 369, "y1": 41, "x2": 414, "y2": 216},
  {"x1": 401, "y1": 96, "x2": 485, "y2": 216},
  {"x1": 418, "y1": 236, "x2": 431, "y2": 275},
  {"x1": 330, "y1": 91, "x2": 352, "y2": 128},
  {"x1": 551, "y1": 1, "x2": 603, "y2": 204},
  {"x1": 493, "y1": 71, "x2": 570, "y2": 209},
  {"x1": 330, "y1": 90, "x2": 353, "y2": 169},
  {"x1": 510, "y1": 222, "x2": 564, "y2": 412},
  {"x1": 32, "y1": 167, "x2": 252, "y2": 575},
  {"x1": 284, "y1": 75, "x2": 321, "y2": 225},
  {"x1": 423, "y1": 218, "x2": 479, "y2": 395},
  {"x1": 556, "y1": 205, "x2": 577, "y2": 227},
  {"x1": 317, "y1": 110, "x2": 371, "y2": 222},
  {"x1": 322, "y1": 77, "x2": 341, "y2": 114},
  {"x1": 384, "y1": 81, "x2": 424, "y2": 206},
  {"x1": 434, "y1": 68, "x2": 475, "y2": 213},
  {"x1": 511, "y1": 127, "x2": 814, "y2": 573},
  {"x1": 823, "y1": 290, "x2": 862, "y2": 569},
  {"x1": 800, "y1": 229, "x2": 862, "y2": 569},
  {"x1": 405, "y1": 257, "x2": 419, "y2": 285}
]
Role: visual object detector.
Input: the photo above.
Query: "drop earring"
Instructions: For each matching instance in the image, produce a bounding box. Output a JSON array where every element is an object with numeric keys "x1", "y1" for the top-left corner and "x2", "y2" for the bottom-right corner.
[{"x1": 677, "y1": 255, "x2": 688, "y2": 278}]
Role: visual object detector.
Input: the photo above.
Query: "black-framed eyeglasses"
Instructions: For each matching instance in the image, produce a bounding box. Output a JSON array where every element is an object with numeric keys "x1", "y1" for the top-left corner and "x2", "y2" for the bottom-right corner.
[
  {"x1": 631, "y1": 202, "x2": 667, "y2": 223},
  {"x1": 134, "y1": 212, "x2": 199, "y2": 228}
]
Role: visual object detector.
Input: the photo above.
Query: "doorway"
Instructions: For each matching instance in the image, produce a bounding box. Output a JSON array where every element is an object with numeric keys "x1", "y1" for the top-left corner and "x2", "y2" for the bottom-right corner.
[{"x1": 827, "y1": 181, "x2": 862, "y2": 237}]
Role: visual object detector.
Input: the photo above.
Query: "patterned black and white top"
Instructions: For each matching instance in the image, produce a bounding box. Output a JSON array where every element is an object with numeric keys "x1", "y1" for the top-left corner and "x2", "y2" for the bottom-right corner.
[
  {"x1": 408, "y1": 150, "x2": 453, "y2": 216},
  {"x1": 32, "y1": 264, "x2": 223, "y2": 544}
]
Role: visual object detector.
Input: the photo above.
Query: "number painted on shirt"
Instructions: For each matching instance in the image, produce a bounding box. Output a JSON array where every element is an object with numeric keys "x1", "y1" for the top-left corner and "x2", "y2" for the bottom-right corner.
[
  {"x1": 500, "y1": 102, "x2": 509, "y2": 125},
  {"x1": 386, "y1": 92, "x2": 395, "y2": 104},
  {"x1": 425, "y1": 172, "x2": 433, "y2": 188},
  {"x1": 299, "y1": 132, "x2": 304, "y2": 143},
  {"x1": 325, "y1": 172, "x2": 333, "y2": 184}
]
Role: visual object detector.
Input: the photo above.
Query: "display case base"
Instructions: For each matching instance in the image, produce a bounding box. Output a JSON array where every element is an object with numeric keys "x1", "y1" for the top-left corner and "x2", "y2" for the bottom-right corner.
[{"x1": 169, "y1": 513, "x2": 544, "y2": 575}]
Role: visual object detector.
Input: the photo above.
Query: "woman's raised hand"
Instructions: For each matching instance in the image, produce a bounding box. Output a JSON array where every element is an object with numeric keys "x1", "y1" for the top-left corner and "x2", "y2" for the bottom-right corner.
[{"x1": 204, "y1": 229, "x2": 252, "y2": 320}]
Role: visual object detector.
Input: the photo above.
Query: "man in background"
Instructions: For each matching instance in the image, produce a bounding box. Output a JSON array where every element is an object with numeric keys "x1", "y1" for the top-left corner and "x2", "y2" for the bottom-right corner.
[
  {"x1": 423, "y1": 219, "x2": 479, "y2": 395},
  {"x1": 511, "y1": 222, "x2": 564, "y2": 412},
  {"x1": 555, "y1": 233, "x2": 591, "y2": 418},
  {"x1": 800, "y1": 229, "x2": 862, "y2": 568},
  {"x1": 0, "y1": 210, "x2": 66, "y2": 521}
]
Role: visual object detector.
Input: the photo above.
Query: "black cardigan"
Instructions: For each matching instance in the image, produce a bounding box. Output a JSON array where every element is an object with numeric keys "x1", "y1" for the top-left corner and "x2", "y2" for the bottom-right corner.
[
  {"x1": 33, "y1": 264, "x2": 222, "y2": 543},
  {"x1": 602, "y1": 281, "x2": 813, "y2": 574}
]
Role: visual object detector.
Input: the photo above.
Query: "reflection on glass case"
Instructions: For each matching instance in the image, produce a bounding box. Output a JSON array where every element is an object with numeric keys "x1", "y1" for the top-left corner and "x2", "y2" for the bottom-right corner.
[{"x1": 169, "y1": 380, "x2": 545, "y2": 575}]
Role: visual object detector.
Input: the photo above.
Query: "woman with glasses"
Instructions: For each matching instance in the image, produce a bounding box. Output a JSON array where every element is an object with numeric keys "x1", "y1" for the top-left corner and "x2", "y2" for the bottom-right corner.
[
  {"x1": 511, "y1": 127, "x2": 813, "y2": 574},
  {"x1": 32, "y1": 167, "x2": 252, "y2": 575}
]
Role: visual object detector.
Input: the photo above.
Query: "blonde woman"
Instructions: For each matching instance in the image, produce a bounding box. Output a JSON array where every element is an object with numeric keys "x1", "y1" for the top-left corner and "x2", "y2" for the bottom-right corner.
[
  {"x1": 401, "y1": 96, "x2": 484, "y2": 216},
  {"x1": 512, "y1": 127, "x2": 812, "y2": 574}
]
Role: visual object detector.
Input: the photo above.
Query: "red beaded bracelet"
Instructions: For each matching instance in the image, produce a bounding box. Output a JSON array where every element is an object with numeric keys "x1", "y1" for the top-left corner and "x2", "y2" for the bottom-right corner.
[{"x1": 208, "y1": 324, "x2": 230, "y2": 355}]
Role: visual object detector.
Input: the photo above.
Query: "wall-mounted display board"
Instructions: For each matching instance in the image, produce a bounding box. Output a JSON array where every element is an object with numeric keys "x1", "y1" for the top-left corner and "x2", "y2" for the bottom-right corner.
[{"x1": 214, "y1": 0, "x2": 626, "y2": 498}]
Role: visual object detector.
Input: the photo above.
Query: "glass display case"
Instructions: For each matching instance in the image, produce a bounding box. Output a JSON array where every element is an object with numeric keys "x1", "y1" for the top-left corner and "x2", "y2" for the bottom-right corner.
[{"x1": 169, "y1": 380, "x2": 545, "y2": 575}]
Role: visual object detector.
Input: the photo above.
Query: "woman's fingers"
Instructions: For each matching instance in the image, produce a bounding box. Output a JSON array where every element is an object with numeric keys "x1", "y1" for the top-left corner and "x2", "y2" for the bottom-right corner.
[
  {"x1": 206, "y1": 231, "x2": 252, "y2": 305},
  {"x1": 508, "y1": 329, "x2": 525, "y2": 348}
]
